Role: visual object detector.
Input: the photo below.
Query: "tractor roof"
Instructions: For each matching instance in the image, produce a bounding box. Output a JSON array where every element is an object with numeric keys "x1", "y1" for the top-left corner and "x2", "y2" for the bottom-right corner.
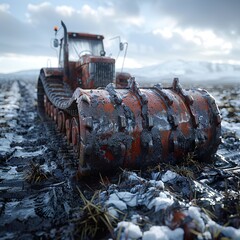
[{"x1": 67, "y1": 32, "x2": 104, "y2": 40}]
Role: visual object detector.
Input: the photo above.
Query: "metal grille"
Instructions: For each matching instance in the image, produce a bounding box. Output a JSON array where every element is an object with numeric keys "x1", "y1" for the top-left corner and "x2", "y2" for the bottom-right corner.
[{"x1": 94, "y1": 62, "x2": 115, "y2": 87}]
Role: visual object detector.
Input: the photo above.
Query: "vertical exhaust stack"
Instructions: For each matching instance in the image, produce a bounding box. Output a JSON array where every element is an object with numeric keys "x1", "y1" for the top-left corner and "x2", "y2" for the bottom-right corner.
[{"x1": 61, "y1": 21, "x2": 69, "y2": 80}]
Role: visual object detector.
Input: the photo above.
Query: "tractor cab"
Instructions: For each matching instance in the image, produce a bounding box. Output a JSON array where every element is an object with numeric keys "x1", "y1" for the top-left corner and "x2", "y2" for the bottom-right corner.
[
  {"x1": 59, "y1": 32, "x2": 106, "y2": 67},
  {"x1": 67, "y1": 33, "x2": 105, "y2": 60},
  {"x1": 53, "y1": 21, "x2": 130, "y2": 90},
  {"x1": 54, "y1": 21, "x2": 115, "y2": 89}
]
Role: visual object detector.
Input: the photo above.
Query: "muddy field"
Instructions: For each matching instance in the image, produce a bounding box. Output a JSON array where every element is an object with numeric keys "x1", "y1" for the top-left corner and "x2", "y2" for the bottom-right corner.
[{"x1": 0, "y1": 78, "x2": 239, "y2": 240}]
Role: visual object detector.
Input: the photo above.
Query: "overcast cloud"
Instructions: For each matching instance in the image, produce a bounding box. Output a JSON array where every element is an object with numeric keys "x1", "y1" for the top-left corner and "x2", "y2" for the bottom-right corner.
[{"x1": 0, "y1": 0, "x2": 240, "y2": 73}]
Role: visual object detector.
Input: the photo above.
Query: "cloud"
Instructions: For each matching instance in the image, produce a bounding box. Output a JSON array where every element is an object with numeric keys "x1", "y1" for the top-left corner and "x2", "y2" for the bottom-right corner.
[
  {"x1": 27, "y1": 2, "x2": 51, "y2": 12},
  {"x1": 0, "y1": 5, "x2": 44, "y2": 54},
  {"x1": 154, "y1": 0, "x2": 240, "y2": 35},
  {"x1": 0, "y1": 2, "x2": 123, "y2": 57},
  {"x1": 0, "y1": 0, "x2": 240, "y2": 73},
  {"x1": 25, "y1": 2, "x2": 128, "y2": 36},
  {"x1": 125, "y1": 31, "x2": 204, "y2": 66},
  {"x1": 153, "y1": 27, "x2": 233, "y2": 54},
  {"x1": 0, "y1": 1, "x2": 143, "y2": 71},
  {"x1": 56, "y1": 5, "x2": 75, "y2": 17},
  {"x1": 0, "y1": 53, "x2": 58, "y2": 73},
  {"x1": 0, "y1": 3, "x2": 10, "y2": 12},
  {"x1": 104, "y1": 0, "x2": 141, "y2": 17}
]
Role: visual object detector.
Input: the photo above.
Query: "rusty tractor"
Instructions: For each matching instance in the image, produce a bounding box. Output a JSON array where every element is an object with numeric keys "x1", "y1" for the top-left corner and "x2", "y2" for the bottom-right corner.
[{"x1": 37, "y1": 21, "x2": 221, "y2": 176}]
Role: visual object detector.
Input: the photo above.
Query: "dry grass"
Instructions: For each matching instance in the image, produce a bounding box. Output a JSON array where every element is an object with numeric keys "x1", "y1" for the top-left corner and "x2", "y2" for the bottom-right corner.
[
  {"x1": 170, "y1": 149, "x2": 204, "y2": 180},
  {"x1": 173, "y1": 166, "x2": 195, "y2": 179},
  {"x1": 25, "y1": 161, "x2": 49, "y2": 183},
  {"x1": 75, "y1": 187, "x2": 118, "y2": 239},
  {"x1": 202, "y1": 207, "x2": 217, "y2": 220}
]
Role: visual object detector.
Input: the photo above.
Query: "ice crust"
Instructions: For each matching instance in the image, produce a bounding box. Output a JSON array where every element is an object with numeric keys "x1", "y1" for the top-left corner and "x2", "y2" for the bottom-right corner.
[{"x1": 105, "y1": 172, "x2": 240, "y2": 239}]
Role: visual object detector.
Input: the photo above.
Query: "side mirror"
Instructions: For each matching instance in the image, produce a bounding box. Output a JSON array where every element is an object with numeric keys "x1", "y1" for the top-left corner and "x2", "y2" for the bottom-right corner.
[
  {"x1": 119, "y1": 42, "x2": 124, "y2": 51},
  {"x1": 53, "y1": 38, "x2": 59, "y2": 48},
  {"x1": 100, "y1": 50, "x2": 106, "y2": 56}
]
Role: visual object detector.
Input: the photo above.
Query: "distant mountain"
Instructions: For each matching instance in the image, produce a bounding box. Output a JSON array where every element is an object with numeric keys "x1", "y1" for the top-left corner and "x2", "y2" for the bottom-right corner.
[
  {"x1": 11, "y1": 69, "x2": 40, "y2": 76},
  {"x1": 124, "y1": 60, "x2": 240, "y2": 85},
  {"x1": 1, "y1": 60, "x2": 239, "y2": 85},
  {"x1": 0, "y1": 69, "x2": 39, "y2": 81}
]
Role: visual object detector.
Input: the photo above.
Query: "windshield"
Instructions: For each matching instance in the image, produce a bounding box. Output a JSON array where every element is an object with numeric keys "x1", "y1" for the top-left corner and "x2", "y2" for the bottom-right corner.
[{"x1": 68, "y1": 38, "x2": 104, "y2": 61}]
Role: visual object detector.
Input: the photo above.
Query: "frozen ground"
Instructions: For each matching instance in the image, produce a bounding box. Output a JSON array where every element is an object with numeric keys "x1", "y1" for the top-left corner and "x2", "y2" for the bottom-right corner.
[{"x1": 0, "y1": 77, "x2": 239, "y2": 240}]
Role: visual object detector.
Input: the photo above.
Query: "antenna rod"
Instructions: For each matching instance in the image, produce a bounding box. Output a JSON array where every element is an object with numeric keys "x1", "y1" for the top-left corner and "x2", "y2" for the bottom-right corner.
[{"x1": 121, "y1": 42, "x2": 128, "y2": 72}]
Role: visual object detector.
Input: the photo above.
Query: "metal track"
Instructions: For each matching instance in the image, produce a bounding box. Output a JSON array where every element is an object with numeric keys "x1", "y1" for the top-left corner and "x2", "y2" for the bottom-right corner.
[{"x1": 37, "y1": 74, "x2": 79, "y2": 160}]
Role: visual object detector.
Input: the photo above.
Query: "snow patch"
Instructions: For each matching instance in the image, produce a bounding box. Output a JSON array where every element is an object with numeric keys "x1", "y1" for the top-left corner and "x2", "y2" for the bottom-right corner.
[
  {"x1": 106, "y1": 193, "x2": 127, "y2": 211},
  {"x1": 221, "y1": 120, "x2": 240, "y2": 138},
  {"x1": 161, "y1": 170, "x2": 177, "y2": 182},
  {"x1": 116, "y1": 221, "x2": 142, "y2": 239},
  {"x1": 13, "y1": 147, "x2": 46, "y2": 158},
  {"x1": 114, "y1": 192, "x2": 137, "y2": 207},
  {"x1": 207, "y1": 220, "x2": 240, "y2": 240},
  {"x1": 2, "y1": 199, "x2": 36, "y2": 224},
  {"x1": 148, "y1": 196, "x2": 174, "y2": 212},
  {"x1": 149, "y1": 180, "x2": 165, "y2": 189},
  {"x1": 143, "y1": 226, "x2": 184, "y2": 240},
  {"x1": 0, "y1": 166, "x2": 23, "y2": 180},
  {"x1": 188, "y1": 206, "x2": 205, "y2": 233},
  {"x1": 107, "y1": 206, "x2": 119, "y2": 219}
]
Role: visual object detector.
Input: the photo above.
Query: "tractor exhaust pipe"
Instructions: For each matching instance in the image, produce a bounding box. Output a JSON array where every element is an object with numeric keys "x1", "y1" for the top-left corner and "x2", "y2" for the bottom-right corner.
[{"x1": 61, "y1": 21, "x2": 69, "y2": 80}]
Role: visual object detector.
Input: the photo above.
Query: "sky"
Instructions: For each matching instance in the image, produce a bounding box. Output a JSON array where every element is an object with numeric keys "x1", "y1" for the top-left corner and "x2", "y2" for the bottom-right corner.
[{"x1": 0, "y1": 0, "x2": 240, "y2": 73}]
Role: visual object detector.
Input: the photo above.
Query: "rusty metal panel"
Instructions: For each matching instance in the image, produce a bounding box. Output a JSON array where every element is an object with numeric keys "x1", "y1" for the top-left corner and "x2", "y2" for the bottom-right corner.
[
  {"x1": 42, "y1": 68, "x2": 63, "y2": 78},
  {"x1": 74, "y1": 78, "x2": 221, "y2": 173}
]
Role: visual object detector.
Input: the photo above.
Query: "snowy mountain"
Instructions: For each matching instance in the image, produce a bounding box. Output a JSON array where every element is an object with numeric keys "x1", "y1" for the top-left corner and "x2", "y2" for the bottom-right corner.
[
  {"x1": 0, "y1": 69, "x2": 39, "y2": 82},
  {"x1": 0, "y1": 60, "x2": 239, "y2": 85},
  {"x1": 124, "y1": 60, "x2": 240, "y2": 85}
]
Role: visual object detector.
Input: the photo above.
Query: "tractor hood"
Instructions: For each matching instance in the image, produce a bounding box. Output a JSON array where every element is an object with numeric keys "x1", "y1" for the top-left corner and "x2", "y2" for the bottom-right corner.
[{"x1": 76, "y1": 55, "x2": 115, "y2": 68}]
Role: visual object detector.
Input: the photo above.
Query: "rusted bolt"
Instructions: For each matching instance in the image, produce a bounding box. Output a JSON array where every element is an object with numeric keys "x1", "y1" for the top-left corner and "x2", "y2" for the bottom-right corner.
[
  {"x1": 84, "y1": 117, "x2": 93, "y2": 129},
  {"x1": 85, "y1": 144, "x2": 93, "y2": 155},
  {"x1": 118, "y1": 115, "x2": 126, "y2": 128},
  {"x1": 147, "y1": 115, "x2": 154, "y2": 128},
  {"x1": 81, "y1": 94, "x2": 91, "y2": 104},
  {"x1": 129, "y1": 77, "x2": 138, "y2": 92},
  {"x1": 173, "y1": 139, "x2": 179, "y2": 152},
  {"x1": 120, "y1": 143, "x2": 126, "y2": 156},
  {"x1": 168, "y1": 115, "x2": 178, "y2": 128},
  {"x1": 172, "y1": 78, "x2": 180, "y2": 91},
  {"x1": 114, "y1": 94, "x2": 122, "y2": 105},
  {"x1": 216, "y1": 114, "x2": 221, "y2": 125},
  {"x1": 154, "y1": 83, "x2": 163, "y2": 90},
  {"x1": 141, "y1": 93, "x2": 148, "y2": 104},
  {"x1": 148, "y1": 140, "x2": 154, "y2": 154},
  {"x1": 186, "y1": 95, "x2": 194, "y2": 105}
]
